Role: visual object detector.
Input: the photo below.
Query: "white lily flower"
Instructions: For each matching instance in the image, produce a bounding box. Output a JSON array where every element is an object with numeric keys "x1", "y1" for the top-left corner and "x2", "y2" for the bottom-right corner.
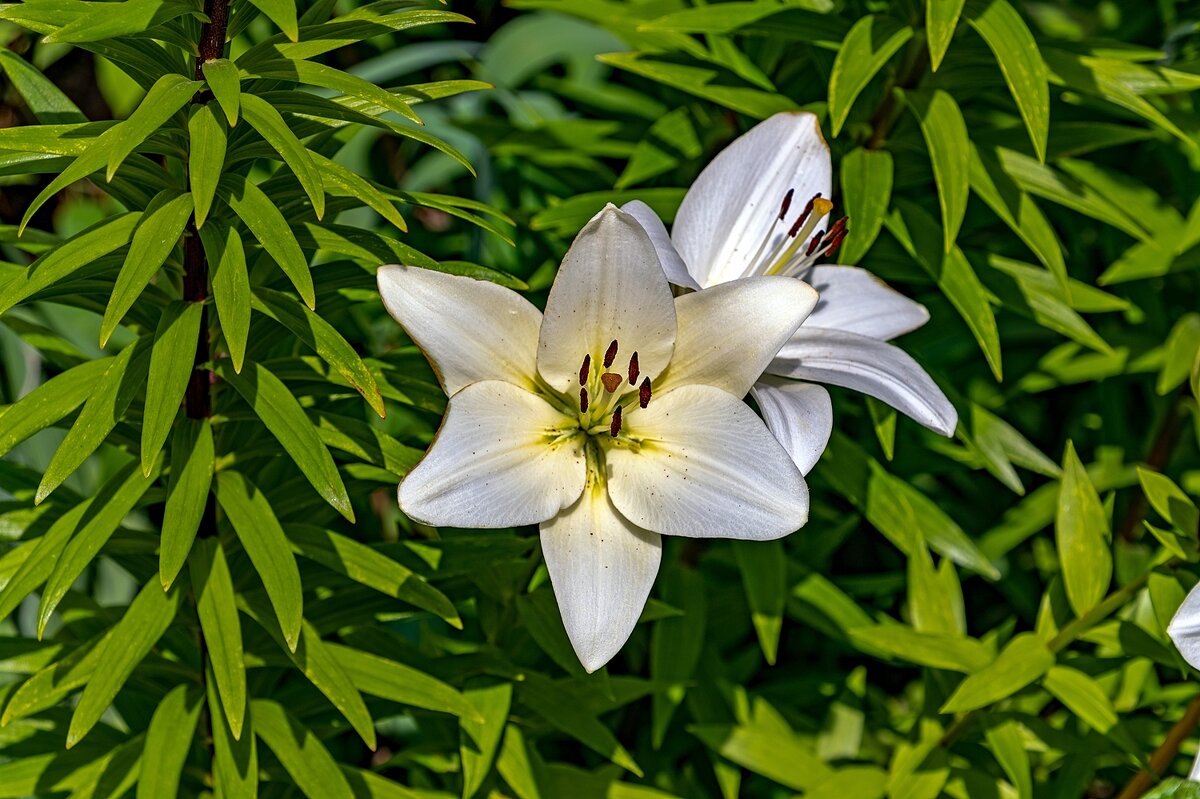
[
  {"x1": 378, "y1": 205, "x2": 816, "y2": 672},
  {"x1": 1167, "y1": 584, "x2": 1200, "y2": 780},
  {"x1": 623, "y1": 111, "x2": 958, "y2": 475}
]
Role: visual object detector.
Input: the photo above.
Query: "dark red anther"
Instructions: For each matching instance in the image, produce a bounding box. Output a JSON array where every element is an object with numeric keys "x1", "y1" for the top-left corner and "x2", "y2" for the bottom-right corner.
[
  {"x1": 580, "y1": 387, "x2": 589, "y2": 413},
  {"x1": 627, "y1": 352, "x2": 639, "y2": 385},
  {"x1": 601, "y1": 372, "x2": 623, "y2": 393},
  {"x1": 579, "y1": 354, "x2": 591, "y2": 384},
  {"x1": 778, "y1": 188, "x2": 794, "y2": 221},
  {"x1": 639, "y1": 377, "x2": 651, "y2": 408},
  {"x1": 825, "y1": 216, "x2": 848, "y2": 240},
  {"x1": 805, "y1": 231, "x2": 825, "y2": 256},
  {"x1": 609, "y1": 405, "x2": 623, "y2": 436},
  {"x1": 824, "y1": 224, "x2": 850, "y2": 257},
  {"x1": 603, "y1": 339, "x2": 618, "y2": 368}
]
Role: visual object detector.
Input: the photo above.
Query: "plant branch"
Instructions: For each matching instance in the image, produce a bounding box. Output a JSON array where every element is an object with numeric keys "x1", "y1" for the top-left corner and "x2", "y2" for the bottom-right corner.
[
  {"x1": 865, "y1": 33, "x2": 928, "y2": 150},
  {"x1": 1117, "y1": 694, "x2": 1200, "y2": 799}
]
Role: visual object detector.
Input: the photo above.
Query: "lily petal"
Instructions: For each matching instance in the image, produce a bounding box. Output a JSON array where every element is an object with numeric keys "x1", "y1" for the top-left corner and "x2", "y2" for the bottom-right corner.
[
  {"x1": 672, "y1": 112, "x2": 832, "y2": 287},
  {"x1": 655, "y1": 276, "x2": 818, "y2": 398},
  {"x1": 378, "y1": 265, "x2": 542, "y2": 395},
  {"x1": 399, "y1": 381, "x2": 586, "y2": 528},
  {"x1": 750, "y1": 377, "x2": 833, "y2": 475},
  {"x1": 607, "y1": 384, "x2": 808, "y2": 539},
  {"x1": 768, "y1": 328, "x2": 958, "y2": 436},
  {"x1": 538, "y1": 205, "x2": 677, "y2": 393},
  {"x1": 1170, "y1": 583, "x2": 1200, "y2": 670},
  {"x1": 805, "y1": 265, "x2": 930, "y2": 341},
  {"x1": 540, "y1": 474, "x2": 662, "y2": 673},
  {"x1": 620, "y1": 200, "x2": 700, "y2": 290}
]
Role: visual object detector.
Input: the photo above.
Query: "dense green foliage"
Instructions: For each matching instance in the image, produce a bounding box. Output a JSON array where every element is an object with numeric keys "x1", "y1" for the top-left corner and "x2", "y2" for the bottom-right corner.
[{"x1": 1, "y1": 0, "x2": 1200, "y2": 797}]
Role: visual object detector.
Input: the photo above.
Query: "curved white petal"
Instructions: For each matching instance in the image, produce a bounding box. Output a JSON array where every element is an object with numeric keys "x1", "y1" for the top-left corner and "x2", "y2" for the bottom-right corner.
[
  {"x1": 540, "y1": 475, "x2": 662, "y2": 673},
  {"x1": 607, "y1": 384, "x2": 808, "y2": 539},
  {"x1": 1169, "y1": 583, "x2": 1200, "y2": 670},
  {"x1": 768, "y1": 329, "x2": 958, "y2": 436},
  {"x1": 655, "y1": 276, "x2": 818, "y2": 398},
  {"x1": 620, "y1": 200, "x2": 700, "y2": 290},
  {"x1": 378, "y1": 265, "x2": 542, "y2": 395},
  {"x1": 398, "y1": 381, "x2": 586, "y2": 528},
  {"x1": 538, "y1": 205, "x2": 677, "y2": 394},
  {"x1": 805, "y1": 265, "x2": 930, "y2": 341},
  {"x1": 750, "y1": 378, "x2": 833, "y2": 475},
  {"x1": 673, "y1": 112, "x2": 832, "y2": 287}
]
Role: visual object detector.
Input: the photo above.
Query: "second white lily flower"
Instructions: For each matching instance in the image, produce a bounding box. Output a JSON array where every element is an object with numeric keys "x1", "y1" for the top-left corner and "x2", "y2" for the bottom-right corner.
[{"x1": 379, "y1": 205, "x2": 816, "y2": 672}]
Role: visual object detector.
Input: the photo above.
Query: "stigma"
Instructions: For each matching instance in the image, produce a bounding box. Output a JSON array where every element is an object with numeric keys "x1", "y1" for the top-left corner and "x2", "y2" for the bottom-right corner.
[
  {"x1": 748, "y1": 190, "x2": 850, "y2": 279},
  {"x1": 575, "y1": 344, "x2": 653, "y2": 438}
]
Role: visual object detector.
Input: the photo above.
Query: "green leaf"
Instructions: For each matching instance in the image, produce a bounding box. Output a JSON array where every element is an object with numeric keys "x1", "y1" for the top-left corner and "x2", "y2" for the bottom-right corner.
[
  {"x1": 105, "y1": 73, "x2": 199, "y2": 179},
  {"x1": 247, "y1": 0, "x2": 298, "y2": 41},
  {"x1": 907, "y1": 542, "x2": 965, "y2": 636},
  {"x1": 1042, "y1": 665, "x2": 1118, "y2": 733},
  {"x1": 616, "y1": 106, "x2": 702, "y2": 190},
  {"x1": 1056, "y1": 441, "x2": 1113, "y2": 617},
  {"x1": 927, "y1": 0, "x2": 965, "y2": 71},
  {"x1": 68, "y1": 579, "x2": 184, "y2": 748},
  {"x1": 690, "y1": 704, "x2": 831, "y2": 792},
  {"x1": 202, "y1": 60, "x2": 241, "y2": 125},
  {"x1": 160, "y1": 419, "x2": 214, "y2": 589},
  {"x1": 252, "y1": 288, "x2": 383, "y2": 417},
  {"x1": 327, "y1": 643, "x2": 481, "y2": 721},
  {"x1": 0, "y1": 500, "x2": 88, "y2": 623},
  {"x1": 520, "y1": 674, "x2": 644, "y2": 777},
  {"x1": 286, "y1": 524, "x2": 458, "y2": 626},
  {"x1": 497, "y1": 725, "x2": 542, "y2": 799},
  {"x1": 242, "y1": 59, "x2": 422, "y2": 124},
  {"x1": 886, "y1": 202, "x2": 1002, "y2": 380},
  {"x1": 967, "y1": 0, "x2": 1050, "y2": 161},
  {"x1": 0, "y1": 212, "x2": 142, "y2": 315},
  {"x1": 223, "y1": 174, "x2": 314, "y2": 308},
  {"x1": 461, "y1": 682, "x2": 512, "y2": 799},
  {"x1": 251, "y1": 699, "x2": 355, "y2": 799},
  {"x1": 199, "y1": 223, "x2": 251, "y2": 372},
  {"x1": 311, "y1": 152, "x2": 406, "y2": 232},
  {"x1": 651, "y1": 564, "x2": 705, "y2": 748},
  {"x1": 904, "y1": 89, "x2": 969, "y2": 251},
  {"x1": 0, "y1": 47, "x2": 86, "y2": 123},
  {"x1": 137, "y1": 683, "x2": 202, "y2": 799},
  {"x1": 0, "y1": 358, "x2": 110, "y2": 459},
  {"x1": 1138, "y1": 467, "x2": 1199, "y2": 537},
  {"x1": 941, "y1": 632, "x2": 1054, "y2": 713},
  {"x1": 37, "y1": 336, "x2": 151, "y2": 504},
  {"x1": 215, "y1": 470, "x2": 304, "y2": 650},
  {"x1": 36, "y1": 460, "x2": 159, "y2": 638},
  {"x1": 733, "y1": 539, "x2": 785, "y2": 664},
  {"x1": 1, "y1": 630, "x2": 108, "y2": 724},
  {"x1": 42, "y1": 0, "x2": 200, "y2": 43},
  {"x1": 597, "y1": 53, "x2": 798, "y2": 120},
  {"x1": 839, "y1": 148, "x2": 893, "y2": 264},
  {"x1": 240, "y1": 92, "x2": 324, "y2": 218},
  {"x1": 1159, "y1": 313, "x2": 1200, "y2": 394},
  {"x1": 848, "y1": 625, "x2": 990, "y2": 672},
  {"x1": 100, "y1": 190, "x2": 194, "y2": 346},
  {"x1": 188, "y1": 103, "x2": 226, "y2": 228},
  {"x1": 190, "y1": 538, "x2": 247, "y2": 739},
  {"x1": 517, "y1": 589, "x2": 586, "y2": 675},
  {"x1": 216, "y1": 361, "x2": 353, "y2": 520},
  {"x1": 141, "y1": 301, "x2": 203, "y2": 474},
  {"x1": 828, "y1": 15, "x2": 914, "y2": 136},
  {"x1": 209, "y1": 668, "x2": 257, "y2": 799},
  {"x1": 983, "y1": 720, "x2": 1032, "y2": 799}
]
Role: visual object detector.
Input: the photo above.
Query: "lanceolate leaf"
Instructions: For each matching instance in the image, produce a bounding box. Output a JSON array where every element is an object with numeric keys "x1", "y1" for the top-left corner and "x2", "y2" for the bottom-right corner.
[
  {"x1": 926, "y1": 0, "x2": 965, "y2": 71},
  {"x1": 136, "y1": 683, "x2": 202, "y2": 799},
  {"x1": 189, "y1": 102, "x2": 227, "y2": 228},
  {"x1": 190, "y1": 537, "x2": 247, "y2": 740},
  {"x1": 246, "y1": 0, "x2": 299, "y2": 41},
  {"x1": 251, "y1": 699, "x2": 356, "y2": 799},
  {"x1": 733, "y1": 539, "x2": 786, "y2": 665},
  {"x1": 828, "y1": 15, "x2": 914, "y2": 136},
  {"x1": 67, "y1": 579, "x2": 184, "y2": 748},
  {"x1": 203, "y1": 59, "x2": 242, "y2": 125},
  {"x1": 252, "y1": 287, "x2": 384, "y2": 417},
  {"x1": 239, "y1": 92, "x2": 325, "y2": 218},
  {"x1": 0, "y1": 357, "x2": 111, "y2": 458},
  {"x1": 311, "y1": 152, "x2": 406, "y2": 231},
  {"x1": 209, "y1": 670, "x2": 257, "y2": 799},
  {"x1": 141, "y1": 301, "x2": 203, "y2": 474},
  {"x1": 1055, "y1": 441, "x2": 1113, "y2": 617},
  {"x1": 0, "y1": 47, "x2": 86, "y2": 123},
  {"x1": 216, "y1": 360, "x2": 354, "y2": 520},
  {"x1": 461, "y1": 682, "x2": 513, "y2": 799},
  {"x1": 904, "y1": 89, "x2": 970, "y2": 252},
  {"x1": 941, "y1": 632, "x2": 1054, "y2": 713},
  {"x1": 99, "y1": 189, "x2": 194, "y2": 346},
  {"x1": 160, "y1": 419, "x2": 215, "y2": 589},
  {"x1": 215, "y1": 470, "x2": 304, "y2": 650},
  {"x1": 839, "y1": 147, "x2": 893, "y2": 264},
  {"x1": 0, "y1": 501, "x2": 86, "y2": 624},
  {"x1": 199, "y1": 222, "x2": 251, "y2": 371},
  {"x1": 241, "y1": 59, "x2": 423, "y2": 124},
  {"x1": 105, "y1": 73, "x2": 200, "y2": 179},
  {"x1": 327, "y1": 642, "x2": 481, "y2": 720},
  {"x1": 222, "y1": 174, "x2": 315, "y2": 308}
]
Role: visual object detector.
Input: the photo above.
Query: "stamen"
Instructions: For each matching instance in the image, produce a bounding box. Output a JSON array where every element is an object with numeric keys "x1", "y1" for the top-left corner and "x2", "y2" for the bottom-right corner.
[
  {"x1": 627, "y1": 352, "x2": 639, "y2": 385},
  {"x1": 604, "y1": 340, "x2": 618, "y2": 368},
  {"x1": 639, "y1": 377, "x2": 651, "y2": 408},
  {"x1": 788, "y1": 192, "x2": 820, "y2": 236},
  {"x1": 609, "y1": 405, "x2": 622, "y2": 436},
  {"x1": 579, "y1": 387, "x2": 589, "y2": 413},
  {"x1": 601, "y1": 372, "x2": 623, "y2": 393},
  {"x1": 778, "y1": 188, "x2": 794, "y2": 221},
  {"x1": 579, "y1": 354, "x2": 591, "y2": 384},
  {"x1": 805, "y1": 231, "x2": 825, "y2": 256}
]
